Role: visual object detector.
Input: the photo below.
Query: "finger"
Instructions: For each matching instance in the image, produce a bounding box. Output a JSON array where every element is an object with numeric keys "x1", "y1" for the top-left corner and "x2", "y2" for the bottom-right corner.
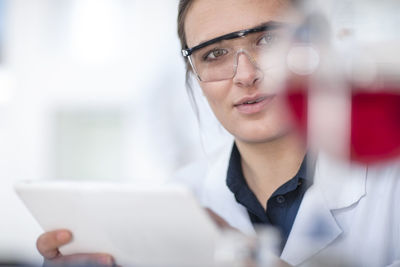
[
  {"x1": 44, "y1": 253, "x2": 115, "y2": 267},
  {"x1": 205, "y1": 208, "x2": 235, "y2": 230},
  {"x1": 37, "y1": 230, "x2": 72, "y2": 259}
]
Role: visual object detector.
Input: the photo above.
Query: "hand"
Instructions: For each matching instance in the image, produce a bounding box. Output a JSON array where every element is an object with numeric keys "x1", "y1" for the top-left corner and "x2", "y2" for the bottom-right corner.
[{"x1": 36, "y1": 229, "x2": 115, "y2": 267}]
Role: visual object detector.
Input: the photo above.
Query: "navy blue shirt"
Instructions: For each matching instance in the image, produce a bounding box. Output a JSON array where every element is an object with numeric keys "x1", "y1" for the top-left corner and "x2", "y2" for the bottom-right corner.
[{"x1": 226, "y1": 143, "x2": 314, "y2": 249}]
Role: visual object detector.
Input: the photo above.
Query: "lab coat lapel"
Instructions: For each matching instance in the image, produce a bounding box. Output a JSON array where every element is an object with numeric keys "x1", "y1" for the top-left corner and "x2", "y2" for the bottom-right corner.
[
  {"x1": 281, "y1": 153, "x2": 367, "y2": 266},
  {"x1": 280, "y1": 180, "x2": 342, "y2": 265},
  {"x1": 199, "y1": 142, "x2": 255, "y2": 235}
]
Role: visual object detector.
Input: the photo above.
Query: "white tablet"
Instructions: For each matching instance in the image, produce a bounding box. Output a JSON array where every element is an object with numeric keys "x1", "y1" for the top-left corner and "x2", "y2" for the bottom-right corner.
[{"x1": 14, "y1": 180, "x2": 220, "y2": 267}]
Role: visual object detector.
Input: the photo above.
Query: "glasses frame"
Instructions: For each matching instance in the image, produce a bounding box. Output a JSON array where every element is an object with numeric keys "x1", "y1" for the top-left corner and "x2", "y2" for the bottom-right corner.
[{"x1": 181, "y1": 21, "x2": 288, "y2": 82}]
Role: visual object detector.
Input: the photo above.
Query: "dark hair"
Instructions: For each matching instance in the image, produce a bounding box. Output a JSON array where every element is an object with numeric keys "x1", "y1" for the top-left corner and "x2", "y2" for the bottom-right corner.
[
  {"x1": 177, "y1": 0, "x2": 199, "y2": 119},
  {"x1": 177, "y1": 0, "x2": 193, "y2": 68}
]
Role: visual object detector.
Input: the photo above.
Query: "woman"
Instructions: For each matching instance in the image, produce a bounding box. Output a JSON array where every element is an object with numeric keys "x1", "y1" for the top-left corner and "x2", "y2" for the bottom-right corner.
[{"x1": 37, "y1": 0, "x2": 400, "y2": 266}]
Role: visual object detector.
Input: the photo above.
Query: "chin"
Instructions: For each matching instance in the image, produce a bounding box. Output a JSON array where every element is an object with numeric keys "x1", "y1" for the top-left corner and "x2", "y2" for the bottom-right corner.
[
  {"x1": 233, "y1": 126, "x2": 291, "y2": 144},
  {"x1": 238, "y1": 133, "x2": 288, "y2": 144}
]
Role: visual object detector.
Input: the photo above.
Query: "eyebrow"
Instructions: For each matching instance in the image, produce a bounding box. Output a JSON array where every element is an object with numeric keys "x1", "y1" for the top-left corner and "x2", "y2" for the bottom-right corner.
[{"x1": 182, "y1": 21, "x2": 289, "y2": 57}]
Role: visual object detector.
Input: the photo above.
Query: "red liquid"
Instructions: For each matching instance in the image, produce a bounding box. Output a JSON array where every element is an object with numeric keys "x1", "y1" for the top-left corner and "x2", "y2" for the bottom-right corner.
[
  {"x1": 283, "y1": 77, "x2": 308, "y2": 136},
  {"x1": 351, "y1": 89, "x2": 400, "y2": 163},
  {"x1": 284, "y1": 78, "x2": 400, "y2": 164}
]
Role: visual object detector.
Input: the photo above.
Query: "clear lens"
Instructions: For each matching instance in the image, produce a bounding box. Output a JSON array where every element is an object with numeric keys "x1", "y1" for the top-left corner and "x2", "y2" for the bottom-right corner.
[
  {"x1": 191, "y1": 43, "x2": 237, "y2": 82},
  {"x1": 190, "y1": 29, "x2": 289, "y2": 82}
]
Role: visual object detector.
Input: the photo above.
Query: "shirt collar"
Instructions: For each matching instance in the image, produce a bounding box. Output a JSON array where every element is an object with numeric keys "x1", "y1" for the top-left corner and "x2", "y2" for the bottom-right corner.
[{"x1": 226, "y1": 143, "x2": 314, "y2": 198}]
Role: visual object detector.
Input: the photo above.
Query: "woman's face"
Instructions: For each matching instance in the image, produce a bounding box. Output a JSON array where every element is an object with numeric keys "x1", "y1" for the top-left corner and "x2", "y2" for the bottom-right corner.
[{"x1": 185, "y1": 0, "x2": 298, "y2": 144}]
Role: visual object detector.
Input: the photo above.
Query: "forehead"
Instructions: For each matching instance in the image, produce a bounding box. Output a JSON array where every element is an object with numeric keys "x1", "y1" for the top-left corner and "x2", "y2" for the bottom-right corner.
[{"x1": 184, "y1": 0, "x2": 294, "y2": 47}]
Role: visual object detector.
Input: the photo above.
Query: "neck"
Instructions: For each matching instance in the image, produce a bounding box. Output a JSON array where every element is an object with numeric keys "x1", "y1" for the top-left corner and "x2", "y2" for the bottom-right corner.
[{"x1": 235, "y1": 132, "x2": 306, "y2": 209}]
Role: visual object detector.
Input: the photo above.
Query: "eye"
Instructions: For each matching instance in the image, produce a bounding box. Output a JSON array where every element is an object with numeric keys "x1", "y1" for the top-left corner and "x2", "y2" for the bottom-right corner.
[
  {"x1": 203, "y1": 48, "x2": 228, "y2": 61},
  {"x1": 257, "y1": 32, "x2": 279, "y2": 46}
]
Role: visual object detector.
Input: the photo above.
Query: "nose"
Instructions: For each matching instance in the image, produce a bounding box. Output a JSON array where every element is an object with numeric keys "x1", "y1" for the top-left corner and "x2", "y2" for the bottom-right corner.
[{"x1": 233, "y1": 51, "x2": 263, "y2": 88}]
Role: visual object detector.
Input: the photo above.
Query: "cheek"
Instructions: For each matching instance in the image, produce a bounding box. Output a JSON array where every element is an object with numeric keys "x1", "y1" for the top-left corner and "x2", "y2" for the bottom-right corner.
[{"x1": 201, "y1": 81, "x2": 232, "y2": 117}]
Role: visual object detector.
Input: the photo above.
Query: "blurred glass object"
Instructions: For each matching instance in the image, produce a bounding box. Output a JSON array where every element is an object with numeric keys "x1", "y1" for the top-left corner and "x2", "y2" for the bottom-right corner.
[
  {"x1": 254, "y1": 226, "x2": 282, "y2": 267},
  {"x1": 214, "y1": 226, "x2": 282, "y2": 267},
  {"x1": 280, "y1": 0, "x2": 400, "y2": 164},
  {"x1": 214, "y1": 229, "x2": 256, "y2": 267}
]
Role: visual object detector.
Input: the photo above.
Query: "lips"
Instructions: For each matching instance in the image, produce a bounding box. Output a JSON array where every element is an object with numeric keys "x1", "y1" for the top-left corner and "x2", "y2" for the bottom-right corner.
[{"x1": 234, "y1": 94, "x2": 276, "y2": 114}]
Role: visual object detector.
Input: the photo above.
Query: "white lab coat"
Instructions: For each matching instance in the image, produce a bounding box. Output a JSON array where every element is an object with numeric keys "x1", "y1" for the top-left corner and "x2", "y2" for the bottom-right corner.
[{"x1": 173, "y1": 141, "x2": 400, "y2": 267}]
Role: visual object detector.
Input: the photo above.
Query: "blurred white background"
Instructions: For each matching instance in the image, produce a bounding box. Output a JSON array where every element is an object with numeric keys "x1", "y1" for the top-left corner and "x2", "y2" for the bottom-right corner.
[{"x1": 0, "y1": 0, "x2": 229, "y2": 264}]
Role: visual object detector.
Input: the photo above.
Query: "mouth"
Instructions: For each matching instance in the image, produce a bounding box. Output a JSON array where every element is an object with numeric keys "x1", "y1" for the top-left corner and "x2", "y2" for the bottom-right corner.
[{"x1": 234, "y1": 94, "x2": 276, "y2": 114}]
